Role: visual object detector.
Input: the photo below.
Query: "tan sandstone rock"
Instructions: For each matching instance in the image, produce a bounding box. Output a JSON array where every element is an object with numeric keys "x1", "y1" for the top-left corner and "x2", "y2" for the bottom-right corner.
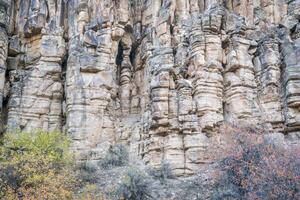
[{"x1": 2, "y1": 0, "x2": 300, "y2": 176}]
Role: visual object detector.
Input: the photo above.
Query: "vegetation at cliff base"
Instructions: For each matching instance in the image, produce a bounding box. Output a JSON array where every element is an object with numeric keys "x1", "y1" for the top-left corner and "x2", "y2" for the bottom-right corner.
[
  {"x1": 117, "y1": 167, "x2": 153, "y2": 200},
  {"x1": 0, "y1": 130, "x2": 78, "y2": 199},
  {"x1": 101, "y1": 143, "x2": 129, "y2": 169},
  {"x1": 212, "y1": 125, "x2": 300, "y2": 200}
]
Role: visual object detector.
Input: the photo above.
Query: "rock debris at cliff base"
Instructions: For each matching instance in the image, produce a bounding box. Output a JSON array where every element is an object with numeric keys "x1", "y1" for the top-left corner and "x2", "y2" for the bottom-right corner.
[{"x1": 0, "y1": 0, "x2": 300, "y2": 176}]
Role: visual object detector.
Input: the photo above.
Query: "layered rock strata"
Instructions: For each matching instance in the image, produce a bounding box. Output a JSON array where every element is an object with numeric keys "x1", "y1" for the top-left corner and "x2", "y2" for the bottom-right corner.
[
  {"x1": 0, "y1": 0, "x2": 10, "y2": 129},
  {"x1": 5, "y1": 0, "x2": 65, "y2": 132},
  {"x1": 2, "y1": 0, "x2": 300, "y2": 176}
]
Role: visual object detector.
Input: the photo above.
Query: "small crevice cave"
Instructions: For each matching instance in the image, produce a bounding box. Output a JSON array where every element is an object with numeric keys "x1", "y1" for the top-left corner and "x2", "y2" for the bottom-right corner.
[
  {"x1": 129, "y1": 46, "x2": 136, "y2": 67},
  {"x1": 61, "y1": 52, "x2": 68, "y2": 128},
  {"x1": 116, "y1": 42, "x2": 124, "y2": 85},
  {"x1": 116, "y1": 42, "x2": 124, "y2": 66}
]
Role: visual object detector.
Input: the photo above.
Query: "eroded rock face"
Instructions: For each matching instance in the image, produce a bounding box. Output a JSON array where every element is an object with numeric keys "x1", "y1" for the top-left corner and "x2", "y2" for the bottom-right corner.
[
  {"x1": 2, "y1": 0, "x2": 300, "y2": 176},
  {"x1": 0, "y1": 0, "x2": 10, "y2": 130}
]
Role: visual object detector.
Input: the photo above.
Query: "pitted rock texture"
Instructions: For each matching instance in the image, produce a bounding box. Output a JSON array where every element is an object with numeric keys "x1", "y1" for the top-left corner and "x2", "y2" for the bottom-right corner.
[{"x1": 1, "y1": 0, "x2": 300, "y2": 176}]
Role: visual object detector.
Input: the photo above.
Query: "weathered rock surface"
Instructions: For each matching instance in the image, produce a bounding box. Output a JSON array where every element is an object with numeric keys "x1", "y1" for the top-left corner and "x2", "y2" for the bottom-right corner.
[{"x1": 2, "y1": 0, "x2": 300, "y2": 176}]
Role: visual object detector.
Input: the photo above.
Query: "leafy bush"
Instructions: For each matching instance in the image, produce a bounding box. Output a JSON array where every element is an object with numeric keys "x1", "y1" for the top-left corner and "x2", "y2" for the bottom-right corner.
[
  {"x1": 212, "y1": 125, "x2": 300, "y2": 200},
  {"x1": 117, "y1": 167, "x2": 153, "y2": 200},
  {"x1": 0, "y1": 130, "x2": 78, "y2": 199},
  {"x1": 101, "y1": 144, "x2": 129, "y2": 169}
]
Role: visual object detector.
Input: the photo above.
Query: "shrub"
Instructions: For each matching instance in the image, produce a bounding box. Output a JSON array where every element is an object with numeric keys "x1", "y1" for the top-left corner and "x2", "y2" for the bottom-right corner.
[
  {"x1": 149, "y1": 160, "x2": 173, "y2": 184},
  {"x1": 212, "y1": 125, "x2": 300, "y2": 200},
  {"x1": 117, "y1": 167, "x2": 153, "y2": 200},
  {"x1": 0, "y1": 130, "x2": 78, "y2": 199},
  {"x1": 78, "y1": 165, "x2": 99, "y2": 184},
  {"x1": 76, "y1": 184, "x2": 106, "y2": 200},
  {"x1": 101, "y1": 144, "x2": 129, "y2": 169}
]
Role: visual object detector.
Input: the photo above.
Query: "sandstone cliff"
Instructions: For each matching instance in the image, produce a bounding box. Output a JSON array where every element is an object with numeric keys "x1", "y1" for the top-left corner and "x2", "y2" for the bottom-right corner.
[{"x1": 0, "y1": 0, "x2": 300, "y2": 176}]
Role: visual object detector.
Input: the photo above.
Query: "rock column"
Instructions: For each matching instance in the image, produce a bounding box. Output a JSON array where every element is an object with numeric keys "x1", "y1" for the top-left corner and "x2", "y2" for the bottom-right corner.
[
  {"x1": 7, "y1": 29, "x2": 65, "y2": 132},
  {"x1": 224, "y1": 36, "x2": 258, "y2": 122},
  {"x1": 0, "y1": 0, "x2": 10, "y2": 128},
  {"x1": 6, "y1": 0, "x2": 65, "y2": 132},
  {"x1": 255, "y1": 39, "x2": 284, "y2": 131},
  {"x1": 189, "y1": 6, "x2": 224, "y2": 134}
]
